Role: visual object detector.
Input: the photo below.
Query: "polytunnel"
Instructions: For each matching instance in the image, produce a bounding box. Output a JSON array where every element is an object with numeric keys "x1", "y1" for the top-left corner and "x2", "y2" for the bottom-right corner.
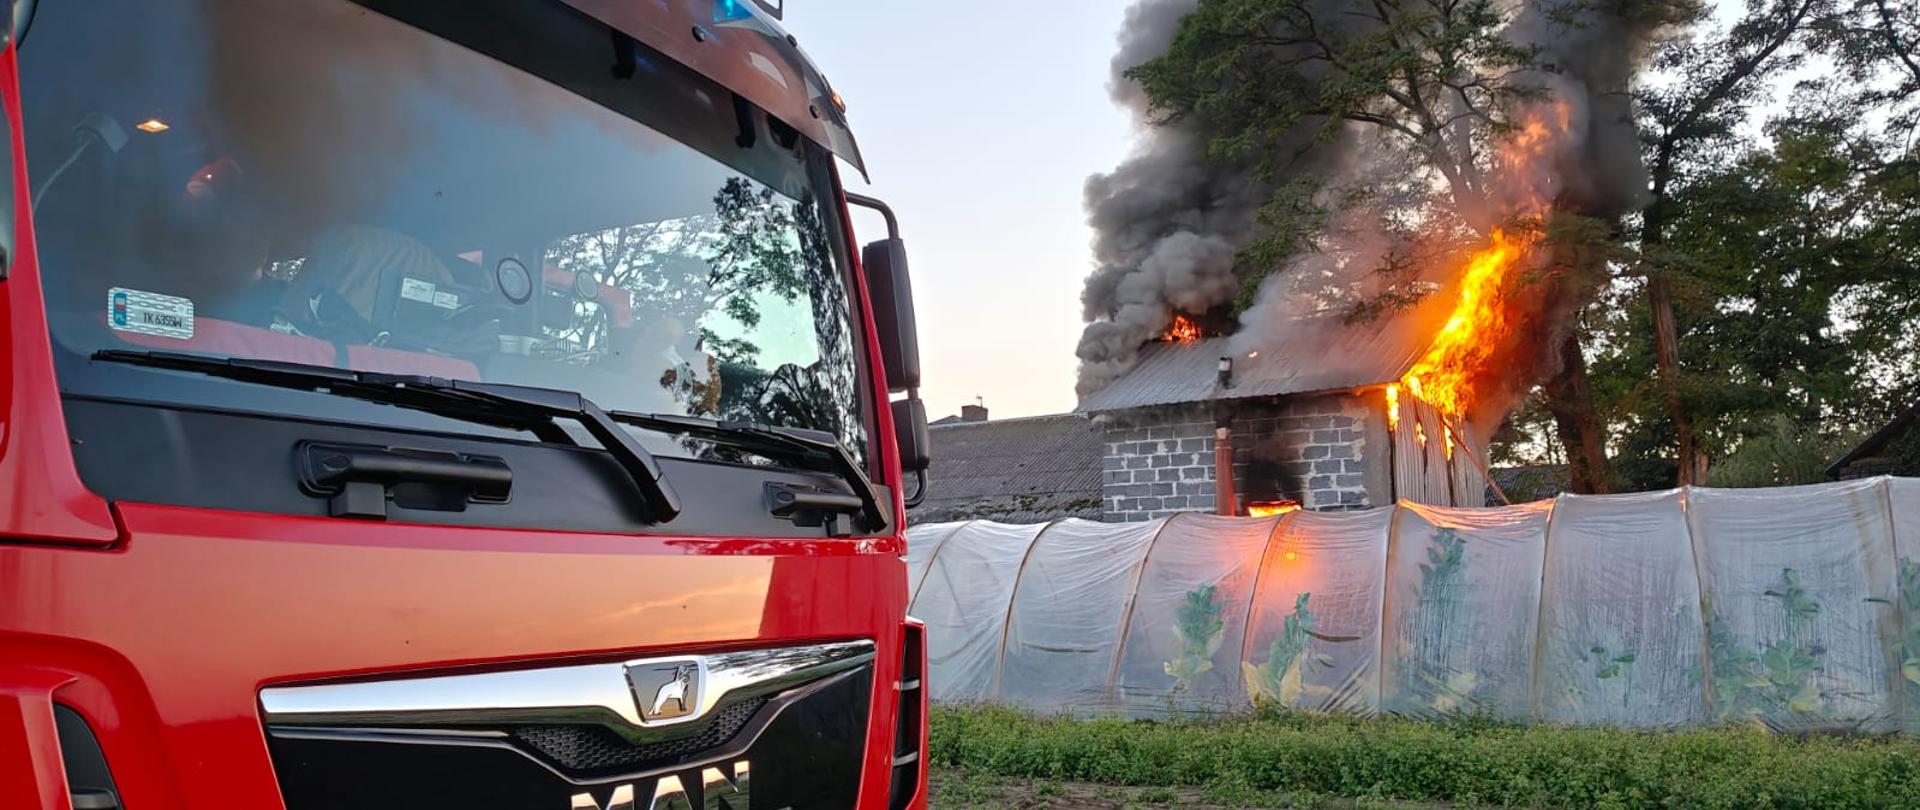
[{"x1": 905, "y1": 477, "x2": 1920, "y2": 732}]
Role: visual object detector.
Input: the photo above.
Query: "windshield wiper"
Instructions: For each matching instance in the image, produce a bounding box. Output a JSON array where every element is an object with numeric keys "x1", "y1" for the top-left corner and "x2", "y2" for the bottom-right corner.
[
  {"x1": 612, "y1": 411, "x2": 888, "y2": 535},
  {"x1": 92, "y1": 349, "x2": 682, "y2": 523}
]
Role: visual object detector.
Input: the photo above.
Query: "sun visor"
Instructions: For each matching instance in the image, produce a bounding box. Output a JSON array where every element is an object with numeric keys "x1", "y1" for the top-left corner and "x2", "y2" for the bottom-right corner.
[{"x1": 561, "y1": 0, "x2": 867, "y2": 179}]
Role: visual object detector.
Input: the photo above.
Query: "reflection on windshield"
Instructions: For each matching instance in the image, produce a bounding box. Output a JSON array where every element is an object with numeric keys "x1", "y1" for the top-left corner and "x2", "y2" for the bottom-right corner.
[{"x1": 20, "y1": 0, "x2": 868, "y2": 464}]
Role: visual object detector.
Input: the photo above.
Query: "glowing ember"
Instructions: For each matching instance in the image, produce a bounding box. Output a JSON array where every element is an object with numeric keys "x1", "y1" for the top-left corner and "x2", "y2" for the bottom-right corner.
[
  {"x1": 1162, "y1": 314, "x2": 1203, "y2": 342},
  {"x1": 1385, "y1": 384, "x2": 1401, "y2": 431},
  {"x1": 1400, "y1": 228, "x2": 1535, "y2": 422},
  {"x1": 1415, "y1": 422, "x2": 1428, "y2": 447},
  {"x1": 1443, "y1": 424, "x2": 1455, "y2": 460},
  {"x1": 1248, "y1": 500, "x2": 1299, "y2": 518}
]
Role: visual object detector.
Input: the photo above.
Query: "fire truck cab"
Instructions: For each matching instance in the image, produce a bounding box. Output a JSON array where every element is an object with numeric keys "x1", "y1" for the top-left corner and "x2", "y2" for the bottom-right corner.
[{"x1": 0, "y1": 0, "x2": 930, "y2": 807}]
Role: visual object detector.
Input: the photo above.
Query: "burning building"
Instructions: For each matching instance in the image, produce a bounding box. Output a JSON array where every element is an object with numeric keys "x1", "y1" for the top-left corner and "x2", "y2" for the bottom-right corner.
[
  {"x1": 910, "y1": 222, "x2": 1539, "y2": 525},
  {"x1": 1079, "y1": 313, "x2": 1504, "y2": 521}
]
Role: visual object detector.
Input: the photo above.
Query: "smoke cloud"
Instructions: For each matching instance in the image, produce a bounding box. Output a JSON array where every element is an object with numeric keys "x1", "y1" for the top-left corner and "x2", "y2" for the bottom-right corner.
[
  {"x1": 1076, "y1": 0, "x2": 1339, "y2": 398},
  {"x1": 1077, "y1": 0, "x2": 1676, "y2": 422}
]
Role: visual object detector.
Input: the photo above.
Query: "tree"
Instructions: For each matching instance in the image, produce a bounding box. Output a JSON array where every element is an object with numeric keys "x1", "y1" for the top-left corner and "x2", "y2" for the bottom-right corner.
[
  {"x1": 543, "y1": 177, "x2": 867, "y2": 458},
  {"x1": 1590, "y1": 97, "x2": 1920, "y2": 488},
  {"x1": 1632, "y1": 0, "x2": 1826, "y2": 485},
  {"x1": 1129, "y1": 0, "x2": 1542, "y2": 249}
]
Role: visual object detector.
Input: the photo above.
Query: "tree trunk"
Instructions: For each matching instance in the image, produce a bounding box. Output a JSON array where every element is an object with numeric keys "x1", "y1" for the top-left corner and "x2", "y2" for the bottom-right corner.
[
  {"x1": 1541, "y1": 332, "x2": 1615, "y2": 494},
  {"x1": 1641, "y1": 177, "x2": 1707, "y2": 486},
  {"x1": 1646, "y1": 273, "x2": 1704, "y2": 484}
]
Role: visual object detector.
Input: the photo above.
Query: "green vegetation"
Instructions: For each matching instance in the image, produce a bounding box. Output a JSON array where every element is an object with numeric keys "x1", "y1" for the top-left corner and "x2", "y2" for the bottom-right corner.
[
  {"x1": 931, "y1": 705, "x2": 1920, "y2": 809},
  {"x1": 1168, "y1": 584, "x2": 1229, "y2": 692},
  {"x1": 1397, "y1": 529, "x2": 1476, "y2": 715},
  {"x1": 1899, "y1": 559, "x2": 1920, "y2": 706},
  {"x1": 1698, "y1": 568, "x2": 1828, "y2": 723},
  {"x1": 1245, "y1": 593, "x2": 1320, "y2": 707}
]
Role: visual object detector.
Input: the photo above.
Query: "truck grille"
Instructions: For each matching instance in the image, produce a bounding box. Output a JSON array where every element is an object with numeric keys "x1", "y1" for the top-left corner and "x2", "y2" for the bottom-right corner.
[
  {"x1": 512, "y1": 697, "x2": 766, "y2": 773},
  {"x1": 260, "y1": 640, "x2": 874, "y2": 809}
]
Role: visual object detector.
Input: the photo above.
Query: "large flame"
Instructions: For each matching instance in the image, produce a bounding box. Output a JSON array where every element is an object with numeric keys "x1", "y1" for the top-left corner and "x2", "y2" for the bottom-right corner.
[
  {"x1": 1385, "y1": 102, "x2": 1565, "y2": 444},
  {"x1": 1399, "y1": 228, "x2": 1535, "y2": 423},
  {"x1": 1162, "y1": 314, "x2": 1203, "y2": 342}
]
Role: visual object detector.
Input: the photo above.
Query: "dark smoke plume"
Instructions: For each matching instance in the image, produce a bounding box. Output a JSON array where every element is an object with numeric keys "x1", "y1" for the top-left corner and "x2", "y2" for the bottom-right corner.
[
  {"x1": 1076, "y1": 0, "x2": 1339, "y2": 398},
  {"x1": 1077, "y1": 0, "x2": 1678, "y2": 416}
]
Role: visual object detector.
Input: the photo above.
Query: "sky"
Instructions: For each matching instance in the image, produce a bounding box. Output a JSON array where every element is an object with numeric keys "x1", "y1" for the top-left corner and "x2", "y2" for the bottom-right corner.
[{"x1": 782, "y1": 2, "x2": 1136, "y2": 421}]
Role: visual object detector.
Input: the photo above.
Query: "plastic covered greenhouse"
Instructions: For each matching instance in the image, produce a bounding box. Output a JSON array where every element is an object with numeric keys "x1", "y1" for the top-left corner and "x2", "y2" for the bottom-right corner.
[{"x1": 905, "y1": 477, "x2": 1920, "y2": 731}]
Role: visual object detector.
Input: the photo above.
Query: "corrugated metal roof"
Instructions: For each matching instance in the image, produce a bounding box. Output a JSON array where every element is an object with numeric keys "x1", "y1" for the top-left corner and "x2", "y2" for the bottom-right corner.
[
  {"x1": 910, "y1": 413, "x2": 1105, "y2": 523},
  {"x1": 1077, "y1": 312, "x2": 1436, "y2": 413}
]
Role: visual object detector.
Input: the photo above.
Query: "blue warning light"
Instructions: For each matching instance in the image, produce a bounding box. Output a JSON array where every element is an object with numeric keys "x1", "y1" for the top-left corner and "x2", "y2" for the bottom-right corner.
[{"x1": 714, "y1": 0, "x2": 753, "y2": 23}]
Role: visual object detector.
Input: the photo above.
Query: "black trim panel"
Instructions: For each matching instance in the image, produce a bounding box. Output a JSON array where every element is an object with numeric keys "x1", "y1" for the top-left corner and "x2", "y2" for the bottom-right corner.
[{"x1": 65, "y1": 396, "x2": 868, "y2": 537}]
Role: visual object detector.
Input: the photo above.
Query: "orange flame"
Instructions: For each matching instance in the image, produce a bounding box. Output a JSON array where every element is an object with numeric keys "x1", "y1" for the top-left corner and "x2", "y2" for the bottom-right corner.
[
  {"x1": 1399, "y1": 228, "x2": 1535, "y2": 422},
  {"x1": 1384, "y1": 101, "x2": 1563, "y2": 459},
  {"x1": 1248, "y1": 500, "x2": 1300, "y2": 518},
  {"x1": 1495, "y1": 102, "x2": 1574, "y2": 214},
  {"x1": 1162, "y1": 314, "x2": 1203, "y2": 342}
]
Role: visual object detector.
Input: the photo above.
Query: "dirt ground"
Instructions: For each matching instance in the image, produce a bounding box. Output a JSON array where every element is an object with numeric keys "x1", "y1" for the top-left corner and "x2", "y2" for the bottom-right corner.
[{"x1": 929, "y1": 769, "x2": 1449, "y2": 809}]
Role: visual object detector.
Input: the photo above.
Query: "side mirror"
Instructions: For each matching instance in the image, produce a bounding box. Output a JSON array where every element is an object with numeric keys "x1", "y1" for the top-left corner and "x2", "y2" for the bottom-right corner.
[
  {"x1": 845, "y1": 192, "x2": 920, "y2": 393},
  {"x1": 862, "y1": 237, "x2": 920, "y2": 392},
  {"x1": 892, "y1": 397, "x2": 931, "y2": 473}
]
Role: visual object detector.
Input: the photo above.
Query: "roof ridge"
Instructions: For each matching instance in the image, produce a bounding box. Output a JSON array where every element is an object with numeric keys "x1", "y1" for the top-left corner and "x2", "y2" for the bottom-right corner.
[{"x1": 929, "y1": 412, "x2": 1090, "y2": 428}]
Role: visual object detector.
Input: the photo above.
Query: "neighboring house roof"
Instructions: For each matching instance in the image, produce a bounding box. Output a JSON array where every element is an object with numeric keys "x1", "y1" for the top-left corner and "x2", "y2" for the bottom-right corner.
[
  {"x1": 910, "y1": 413, "x2": 1104, "y2": 523},
  {"x1": 1827, "y1": 399, "x2": 1920, "y2": 477},
  {"x1": 1077, "y1": 311, "x2": 1436, "y2": 413},
  {"x1": 1489, "y1": 464, "x2": 1570, "y2": 504}
]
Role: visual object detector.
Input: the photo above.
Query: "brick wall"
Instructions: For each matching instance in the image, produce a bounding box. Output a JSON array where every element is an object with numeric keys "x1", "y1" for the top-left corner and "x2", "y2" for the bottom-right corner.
[
  {"x1": 1098, "y1": 394, "x2": 1387, "y2": 522},
  {"x1": 1099, "y1": 404, "x2": 1218, "y2": 522}
]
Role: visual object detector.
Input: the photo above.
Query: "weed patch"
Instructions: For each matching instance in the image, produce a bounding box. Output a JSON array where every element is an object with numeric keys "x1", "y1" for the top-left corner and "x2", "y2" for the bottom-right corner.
[{"x1": 929, "y1": 705, "x2": 1920, "y2": 809}]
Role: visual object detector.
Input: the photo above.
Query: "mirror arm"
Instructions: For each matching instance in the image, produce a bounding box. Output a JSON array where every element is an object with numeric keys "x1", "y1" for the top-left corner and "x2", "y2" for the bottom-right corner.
[{"x1": 844, "y1": 192, "x2": 899, "y2": 240}]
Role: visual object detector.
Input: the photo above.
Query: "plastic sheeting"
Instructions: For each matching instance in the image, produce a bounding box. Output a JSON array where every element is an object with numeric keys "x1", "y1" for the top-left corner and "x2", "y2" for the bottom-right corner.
[
  {"x1": 1893, "y1": 478, "x2": 1920, "y2": 733},
  {"x1": 1688, "y1": 480, "x2": 1900, "y2": 732},
  {"x1": 908, "y1": 520, "x2": 1049, "y2": 702},
  {"x1": 905, "y1": 477, "x2": 1920, "y2": 730},
  {"x1": 1113, "y1": 514, "x2": 1276, "y2": 716},
  {"x1": 1243, "y1": 509, "x2": 1391, "y2": 714},
  {"x1": 1000, "y1": 519, "x2": 1161, "y2": 711},
  {"x1": 1536, "y1": 490, "x2": 1705, "y2": 727},
  {"x1": 1381, "y1": 501, "x2": 1550, "y2": 719}
]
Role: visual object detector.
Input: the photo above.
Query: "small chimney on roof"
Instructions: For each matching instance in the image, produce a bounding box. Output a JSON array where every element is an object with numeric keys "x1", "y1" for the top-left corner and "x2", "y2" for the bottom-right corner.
[{"x1": 961, "y1": 397, "x2": 988, "y2": 423}]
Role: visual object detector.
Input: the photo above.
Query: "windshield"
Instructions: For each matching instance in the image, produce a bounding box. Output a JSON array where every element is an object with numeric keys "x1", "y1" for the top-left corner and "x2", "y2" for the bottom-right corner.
[{"x1": 20, "y1": 0, "x2": 870, "y2": 465}]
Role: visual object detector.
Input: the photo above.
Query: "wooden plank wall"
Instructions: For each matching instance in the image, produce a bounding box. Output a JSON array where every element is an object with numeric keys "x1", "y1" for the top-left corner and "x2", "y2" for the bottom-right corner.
[{"x1": 1389, "y1": 390, "x2": 1490, "y2": 507}]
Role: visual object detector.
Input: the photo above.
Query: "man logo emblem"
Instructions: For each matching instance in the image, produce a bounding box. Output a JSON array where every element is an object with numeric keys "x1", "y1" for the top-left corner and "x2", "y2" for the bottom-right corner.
[{"x1": 627, "y1": 660, "x2": 702, "y2": 723}]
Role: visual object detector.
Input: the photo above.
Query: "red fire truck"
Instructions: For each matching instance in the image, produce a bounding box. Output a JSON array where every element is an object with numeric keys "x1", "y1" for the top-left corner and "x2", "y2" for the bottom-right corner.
[{"x1": 0, "y1": 0, "x2": 931, "y2": 807}]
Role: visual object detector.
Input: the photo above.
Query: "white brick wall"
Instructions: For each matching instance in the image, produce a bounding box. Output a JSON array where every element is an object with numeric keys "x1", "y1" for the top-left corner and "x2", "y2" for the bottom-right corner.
[{"x1": 1099, "y1": 395, "x2": 1376, "y2": 521}]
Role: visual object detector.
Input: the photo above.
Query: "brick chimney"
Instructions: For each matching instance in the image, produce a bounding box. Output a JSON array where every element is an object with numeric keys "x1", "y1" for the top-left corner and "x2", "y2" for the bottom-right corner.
[{"x1": 960, "y1": 403, "x2": 989, "y2": 423}]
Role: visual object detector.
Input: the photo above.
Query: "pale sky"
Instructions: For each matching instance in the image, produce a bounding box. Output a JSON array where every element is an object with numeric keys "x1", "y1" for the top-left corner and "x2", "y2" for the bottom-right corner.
[{"x1": 783, "y1": 2, "x2": 1136, "y2": 421}]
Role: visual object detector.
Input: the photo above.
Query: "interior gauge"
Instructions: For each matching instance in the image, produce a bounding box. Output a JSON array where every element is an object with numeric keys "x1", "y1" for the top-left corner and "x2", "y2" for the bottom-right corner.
[
  {"x1": 572, "y1": 270, "x2": 600, "y2": 302},
  {"x1": 495, "y1": 257, "x2": 532, "y2": 304}
]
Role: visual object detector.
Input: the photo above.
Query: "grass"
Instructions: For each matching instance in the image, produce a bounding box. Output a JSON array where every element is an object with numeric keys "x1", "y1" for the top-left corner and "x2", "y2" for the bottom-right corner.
[{"x1": 929, "y1": 705, "x2": 1920, "y2": 809}]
